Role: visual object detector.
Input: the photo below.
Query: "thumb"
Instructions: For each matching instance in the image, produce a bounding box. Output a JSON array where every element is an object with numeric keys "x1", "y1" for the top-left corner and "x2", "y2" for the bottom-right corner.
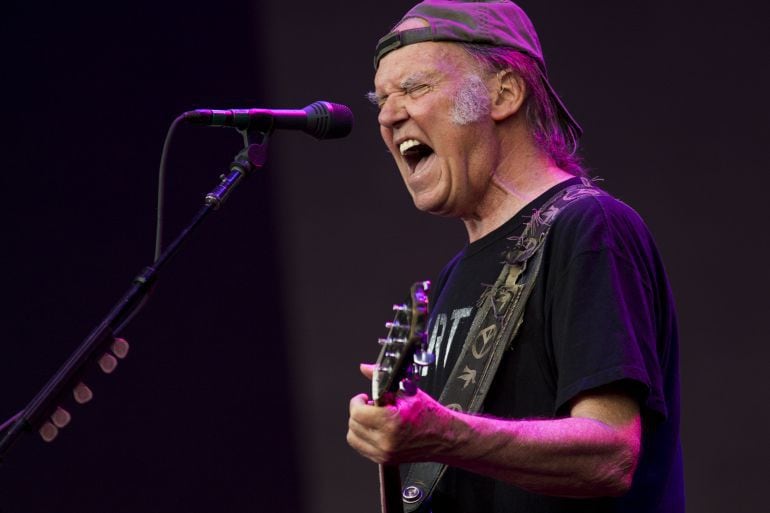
[{"x1": 359, "y1": 363, "x2": 375, "y2": 380}]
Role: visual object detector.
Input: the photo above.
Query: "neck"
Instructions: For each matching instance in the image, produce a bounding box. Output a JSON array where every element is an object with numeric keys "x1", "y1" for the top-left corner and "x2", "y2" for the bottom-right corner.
[{"x1": 461, "y1": 143, "x2": 573, "y2": 243}]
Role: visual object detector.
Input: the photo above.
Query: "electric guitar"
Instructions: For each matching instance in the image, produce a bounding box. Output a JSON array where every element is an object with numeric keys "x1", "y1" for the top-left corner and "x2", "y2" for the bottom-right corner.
[{"x1": 372, "y1": 281, "x2": 433, "y2": 513}]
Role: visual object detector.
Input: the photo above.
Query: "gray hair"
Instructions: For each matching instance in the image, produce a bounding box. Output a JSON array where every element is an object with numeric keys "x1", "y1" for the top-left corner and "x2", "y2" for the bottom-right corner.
[
  {"x1": 451, "y1": 74, "x2": 492, "y2": 125},
  {"x1": 461, "y1": 44, "x2": 585, "y2": 176}
]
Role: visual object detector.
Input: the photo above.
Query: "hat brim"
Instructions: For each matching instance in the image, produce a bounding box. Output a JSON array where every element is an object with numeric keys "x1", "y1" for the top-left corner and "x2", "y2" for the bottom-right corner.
[{"x1": 375, "y1": 29, "x2": 583, "y2": 140}]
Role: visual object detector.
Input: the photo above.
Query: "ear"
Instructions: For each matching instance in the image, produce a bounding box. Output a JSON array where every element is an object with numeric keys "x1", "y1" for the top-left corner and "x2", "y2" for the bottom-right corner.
[{"x1": 490, "y1": 70, "x2": 527, "y2": 122}]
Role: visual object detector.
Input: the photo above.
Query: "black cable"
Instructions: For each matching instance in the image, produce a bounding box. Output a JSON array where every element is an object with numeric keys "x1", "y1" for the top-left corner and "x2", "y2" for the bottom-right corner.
[
  {"x1": 154, "y1": 114, "x2": 186, "y2": 263},
  {"x1": 113, "y1": 114, "x2": 186, "y2": 336}
]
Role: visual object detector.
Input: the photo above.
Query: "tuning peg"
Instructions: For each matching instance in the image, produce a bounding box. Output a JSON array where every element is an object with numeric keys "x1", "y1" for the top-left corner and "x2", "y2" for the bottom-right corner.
[
  {"x1": 385, "y1": 321, "x2": 406, "y2": 330},
  {"x1": 392, "y1": 304, "x2": 409, "y2": 312},
  {"x1": 413, "y1": 350, "x2": 435, "y2": 366},
  {"x1": 378, "y1": 337, "x2": 408, "y2": 345}
]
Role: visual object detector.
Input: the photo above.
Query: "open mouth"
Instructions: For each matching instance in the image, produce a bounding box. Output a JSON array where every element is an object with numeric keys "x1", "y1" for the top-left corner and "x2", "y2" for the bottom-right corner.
[{"x1": 399, "y1": 139, "x2": 434, "y2": 173}]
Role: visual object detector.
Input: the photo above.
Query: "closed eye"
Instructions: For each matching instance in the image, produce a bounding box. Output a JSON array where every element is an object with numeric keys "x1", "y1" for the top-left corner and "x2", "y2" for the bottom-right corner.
[
  {"x1": 404, "y1": 83, "x2": 432, "y2": 98},
  {"x1": 366, "y1": 81, "x2": 435, "y2": 110}
]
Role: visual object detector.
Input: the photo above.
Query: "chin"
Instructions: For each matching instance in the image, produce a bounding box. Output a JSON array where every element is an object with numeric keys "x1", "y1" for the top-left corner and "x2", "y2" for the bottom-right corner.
[{"x1": 411, "y1": 196, "x2": 455, "y2": 217}]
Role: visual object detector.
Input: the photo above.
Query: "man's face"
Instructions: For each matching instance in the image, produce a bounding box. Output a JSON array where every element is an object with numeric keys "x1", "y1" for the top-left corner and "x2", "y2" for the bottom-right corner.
[{"x1": 373, "y1": 41, "x2": 497, "y2": 218}]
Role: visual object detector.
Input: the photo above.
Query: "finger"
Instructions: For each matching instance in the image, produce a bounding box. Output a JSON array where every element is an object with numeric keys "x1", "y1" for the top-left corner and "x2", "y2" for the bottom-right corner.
[
  {"x1": 98, "y1": 353, "x2": 118, "y2": 374},
  {"x1": 359, "y1": 363, "x2": 375, "y2": 380},
  {"x1": 348, "y1": 415, "x2": 382, "y2": 447},
  {"x1": 349, "y1": 394, "x2": 383, "y2": 429},
  {"x1": 349, "y1": 393, "x2": 370, "y2": 411},
  {"x1": 346, "y1": 429, "x2": 381, "y2": 463},
  {"x1": 51, "y1": 407, "x2": 71, "y2": 428},
  {"x1": 73, "y1": 382, "x2": 94, "y2": 404},
  {"x1": 350, "y1": 398, "x2": 400, "y2": 432},
  {"x1": 111, "y1": 338, "x2": 129, "y2": 359},
  {"x1": 39, "y1": 422, "x2": 58, "y2": 442},
  {"x1": 346, "y1": 416, "x2": 388, "y2": 461},
  {"x1": 348, "y1": 418, "x2": 399, "y2": 465}
]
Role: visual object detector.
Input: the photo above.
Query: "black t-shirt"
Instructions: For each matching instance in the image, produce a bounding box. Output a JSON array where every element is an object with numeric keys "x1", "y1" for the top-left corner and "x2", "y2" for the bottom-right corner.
[{"x1": 421, "y1": 179, "x2": 684, "y2": 512}]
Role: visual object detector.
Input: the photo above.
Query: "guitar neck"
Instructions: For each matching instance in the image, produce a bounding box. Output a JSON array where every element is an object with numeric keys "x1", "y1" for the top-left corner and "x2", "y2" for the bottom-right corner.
[
  {"x1": 376, "y1": 395, "x2": 403, "y2": 513},
  {"x1": 373, "y1": 281, "x2": 431, "y2": 513},
  {"x1": 379, "y1": 463, "x2": 404, "y2": 513}
]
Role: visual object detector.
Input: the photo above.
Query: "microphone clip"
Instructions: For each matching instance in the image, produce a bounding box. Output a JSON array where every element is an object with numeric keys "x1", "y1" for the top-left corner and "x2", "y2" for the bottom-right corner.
[{"x1": 205, "y1": 129, "x2": 269, "y2": 209}]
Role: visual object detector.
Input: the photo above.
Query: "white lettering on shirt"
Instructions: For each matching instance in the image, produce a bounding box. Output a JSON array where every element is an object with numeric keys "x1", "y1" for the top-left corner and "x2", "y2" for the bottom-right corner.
[
  {"x1": 444, "y1": 307, "x2": 473, "y2": 367},
  {"x1": 423, "y1": 307, "x2": 473, "y2": 376}
]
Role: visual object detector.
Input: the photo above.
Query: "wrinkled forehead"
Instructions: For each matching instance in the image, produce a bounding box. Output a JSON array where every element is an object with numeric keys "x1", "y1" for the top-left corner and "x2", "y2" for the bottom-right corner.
[
  {"x1": 373, "y1": 40, "x2": 474, "y2": 91},
  {"x1": 373, "y1": 16, "x2": 435, "y2": 89}
]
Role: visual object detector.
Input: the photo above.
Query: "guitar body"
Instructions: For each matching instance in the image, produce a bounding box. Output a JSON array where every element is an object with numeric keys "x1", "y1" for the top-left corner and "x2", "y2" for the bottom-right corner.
[{"x1": 372, "y1": 281, "x2": 432, "y2": 513}]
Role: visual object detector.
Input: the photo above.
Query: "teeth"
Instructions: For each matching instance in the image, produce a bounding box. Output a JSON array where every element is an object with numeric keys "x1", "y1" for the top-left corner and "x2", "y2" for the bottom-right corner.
[{"x1": 399, "y1": 139, "x2": 422, "y2": 156}]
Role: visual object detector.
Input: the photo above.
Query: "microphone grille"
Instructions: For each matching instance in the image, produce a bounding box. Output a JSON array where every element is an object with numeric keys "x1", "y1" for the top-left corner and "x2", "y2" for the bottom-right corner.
[{"x1": 304, "y1": 101, "x2": 354, "y2": 139}]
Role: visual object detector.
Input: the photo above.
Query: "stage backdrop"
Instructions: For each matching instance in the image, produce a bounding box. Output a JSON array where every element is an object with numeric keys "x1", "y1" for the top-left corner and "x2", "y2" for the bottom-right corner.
[
  {"x1": 0, "y1": 1, "x2": 299, "y2": 512},
  {"x1": 1, "y1": 1, "x2": 768, "y2": 513}
]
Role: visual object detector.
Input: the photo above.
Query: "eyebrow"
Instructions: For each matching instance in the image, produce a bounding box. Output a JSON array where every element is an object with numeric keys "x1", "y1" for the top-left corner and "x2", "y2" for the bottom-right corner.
[
  {"x1": 366, "y1": 91, "x2": 380, "y2": 106},
  {"x1": 367, "y1": 71, "x2": 438, "y2": 106},
  {"x1": 400, "y1": 71, "x2": 434, "y2": 90}
]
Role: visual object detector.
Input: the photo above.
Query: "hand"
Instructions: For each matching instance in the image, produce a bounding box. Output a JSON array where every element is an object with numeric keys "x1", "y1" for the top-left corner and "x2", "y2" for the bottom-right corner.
[
  {"x1": 38, "y1": 337, "x2": 130, "y2": 442},
  {"x1": 347, "y1": 385, "x2": 457, "y2": 466}
]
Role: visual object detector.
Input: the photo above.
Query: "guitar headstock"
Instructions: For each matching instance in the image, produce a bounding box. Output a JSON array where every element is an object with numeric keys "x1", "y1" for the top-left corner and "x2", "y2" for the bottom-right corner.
[{"x1": 372, "y1": 281, "x2": 433, "y2": 406}]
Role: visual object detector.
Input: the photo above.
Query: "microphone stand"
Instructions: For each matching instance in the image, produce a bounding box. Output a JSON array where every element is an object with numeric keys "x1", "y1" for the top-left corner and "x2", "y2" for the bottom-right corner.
[{"x1": 0, "y1": 128, "x2": 269, "y2": 461}]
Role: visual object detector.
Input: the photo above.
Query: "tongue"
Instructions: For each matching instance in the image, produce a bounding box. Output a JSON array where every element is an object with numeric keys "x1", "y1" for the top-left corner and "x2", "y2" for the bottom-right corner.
[{"x1": 413, "y1": 151, "x2": 436, "y2": 176}]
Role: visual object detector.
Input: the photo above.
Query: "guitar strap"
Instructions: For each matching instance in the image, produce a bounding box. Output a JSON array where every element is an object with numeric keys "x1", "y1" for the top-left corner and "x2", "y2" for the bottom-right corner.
[{"x1": 400, "y1": 179, "x2": 605, "y2": 512}]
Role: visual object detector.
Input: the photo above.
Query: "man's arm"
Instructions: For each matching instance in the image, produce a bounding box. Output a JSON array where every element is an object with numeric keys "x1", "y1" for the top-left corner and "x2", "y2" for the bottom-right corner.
[{"x1": 347, "y1": 374, "x2": 641, "y2": 498}]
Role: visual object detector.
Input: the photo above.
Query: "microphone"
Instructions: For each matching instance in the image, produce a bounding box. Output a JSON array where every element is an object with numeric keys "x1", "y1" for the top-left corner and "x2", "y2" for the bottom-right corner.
[{"x1": 183, "y1": 101, "x2": 353, "y2": 139}]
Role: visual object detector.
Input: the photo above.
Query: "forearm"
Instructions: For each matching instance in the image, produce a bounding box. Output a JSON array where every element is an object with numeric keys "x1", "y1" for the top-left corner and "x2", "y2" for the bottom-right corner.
[
  {"x1": 434, "y1": 410, "x2": 640, "y2": 497},
  {"x1": 348, "y1": 385, "x2": 641, "y2": 498}
]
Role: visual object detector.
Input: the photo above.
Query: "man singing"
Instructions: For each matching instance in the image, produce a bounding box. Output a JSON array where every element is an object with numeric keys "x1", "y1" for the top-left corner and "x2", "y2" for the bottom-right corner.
[{"x1": 347, "y1": 1, "x2": 684, "y2": 512}]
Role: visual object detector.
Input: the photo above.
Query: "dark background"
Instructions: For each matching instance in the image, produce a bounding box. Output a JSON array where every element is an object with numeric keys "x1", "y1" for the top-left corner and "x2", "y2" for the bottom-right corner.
[{"x1": 1, "y1": 1, "x2": 767, "y2": 512}]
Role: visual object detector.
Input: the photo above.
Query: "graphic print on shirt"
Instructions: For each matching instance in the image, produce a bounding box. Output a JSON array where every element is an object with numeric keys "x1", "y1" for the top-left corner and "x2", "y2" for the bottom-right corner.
[{"x1": 423, "y1": 307, "x2": 473, "y2": 376}]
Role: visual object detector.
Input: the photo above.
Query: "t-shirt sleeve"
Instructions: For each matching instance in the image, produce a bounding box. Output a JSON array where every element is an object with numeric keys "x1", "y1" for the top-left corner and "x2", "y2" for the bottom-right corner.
[{"x1": 546, "y1": 195, "x2": 668, "y2": 421}]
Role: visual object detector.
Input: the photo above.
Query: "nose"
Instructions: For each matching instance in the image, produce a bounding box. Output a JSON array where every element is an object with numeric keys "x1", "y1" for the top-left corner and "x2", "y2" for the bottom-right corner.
[{"x1": 378, "y1": 94, "x2": 408, "y2": 129}]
